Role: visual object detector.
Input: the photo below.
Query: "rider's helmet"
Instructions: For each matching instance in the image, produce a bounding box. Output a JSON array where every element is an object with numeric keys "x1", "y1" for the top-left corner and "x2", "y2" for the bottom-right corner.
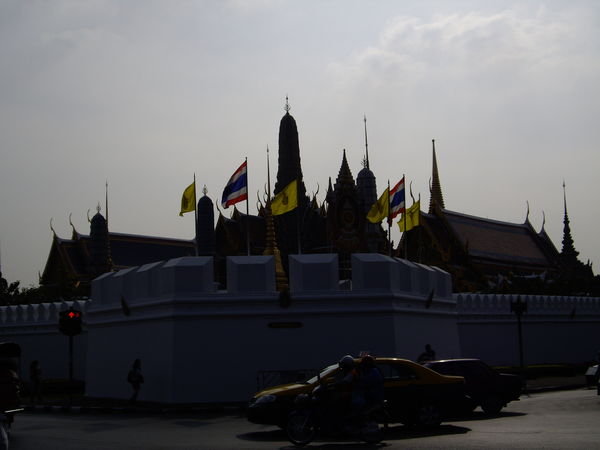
[{"x1": 339, "y1": 355, "x2": 355, "y2": 371}]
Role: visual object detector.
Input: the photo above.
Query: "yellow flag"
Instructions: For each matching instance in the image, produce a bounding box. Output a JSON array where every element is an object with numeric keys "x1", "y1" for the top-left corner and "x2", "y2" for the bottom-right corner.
[
  {"x1": 179, "y1": 181, "x2": 196, "y2": 216},
  {"x1": 366, "y1": 188, "x2": 389, "y2": 223},
  {"x1": 398, "y1": 200, "x2": 420, "y2": 232},
  {"x1": 271, "y1": 179, "x2": 298, "y2": 216}
]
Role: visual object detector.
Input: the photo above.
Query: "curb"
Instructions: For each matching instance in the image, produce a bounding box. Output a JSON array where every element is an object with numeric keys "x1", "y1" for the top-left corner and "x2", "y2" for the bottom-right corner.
[
  {"x1": 22, "y1": 404, "x2": 245, "y2": 415},
  {"x1": 525, "y1": 383, "x2": 586, "y2": 394}
]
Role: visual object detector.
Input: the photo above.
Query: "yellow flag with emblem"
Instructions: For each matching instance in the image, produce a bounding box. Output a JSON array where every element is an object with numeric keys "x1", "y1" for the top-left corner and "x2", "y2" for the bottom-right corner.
[
  {"x1": 398, "y1": 200, "x2": 420, "y2": 231},
  {"x1": 271, "y1": 179, "x2": 298, "y2": 215},
  {"x1": 366, "y1": 188, "x2": 389, "y2": 223},
  {"x1": 179, "y1": 181, "x2": 196, "y2": 216}
]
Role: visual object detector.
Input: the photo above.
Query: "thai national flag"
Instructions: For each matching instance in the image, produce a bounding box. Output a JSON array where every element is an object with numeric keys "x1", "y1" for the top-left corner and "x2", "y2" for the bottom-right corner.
[
  {"x1": 389, "y1": 177, "x2": 405, "y2": 220},
  {"x1": 221, "y1": 161, "x2": 248, "y2": 208}
]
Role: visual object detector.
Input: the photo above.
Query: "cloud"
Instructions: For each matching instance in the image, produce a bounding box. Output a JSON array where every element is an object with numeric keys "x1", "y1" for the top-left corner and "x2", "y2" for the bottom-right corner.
[{"x1": 328, "y1": 7, "x2": 599, "y2": 96}]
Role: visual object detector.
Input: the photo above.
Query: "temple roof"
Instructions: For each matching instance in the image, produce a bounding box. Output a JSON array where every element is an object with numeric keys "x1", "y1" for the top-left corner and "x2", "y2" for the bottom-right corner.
[
  {"x1": 440, "y1": 209, "x2": 555, "y2": 267},
  {"x1": 41, "y1": 232, "x2": 196, "y2": 287}
]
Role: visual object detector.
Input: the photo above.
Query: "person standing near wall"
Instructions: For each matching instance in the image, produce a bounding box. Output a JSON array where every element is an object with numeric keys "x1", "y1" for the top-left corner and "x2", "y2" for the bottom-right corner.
[
  {"x1": 417, "y1": 344, "x2": 436, "y2": 364},
  {"x1": 127, "y1": 359, "x2": 144, "y2": 404},
  {"x1": 29, "y1": 360, "x2": 42, "y2": 404}
]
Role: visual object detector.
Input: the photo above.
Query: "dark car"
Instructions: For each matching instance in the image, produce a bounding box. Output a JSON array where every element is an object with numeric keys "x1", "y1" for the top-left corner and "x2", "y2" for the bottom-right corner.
[
  {"x1": 424, "y1": 358, "x2": 521, "y2": 414},
  {"x1": 247, "y1": 357, "x2": 465, "y2": 428}
]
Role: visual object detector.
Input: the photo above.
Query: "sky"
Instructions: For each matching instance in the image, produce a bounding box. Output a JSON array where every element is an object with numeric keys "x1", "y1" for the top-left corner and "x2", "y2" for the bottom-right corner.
[{"x1": 1, "y1": 0, "x2": 599, "y2": 288}]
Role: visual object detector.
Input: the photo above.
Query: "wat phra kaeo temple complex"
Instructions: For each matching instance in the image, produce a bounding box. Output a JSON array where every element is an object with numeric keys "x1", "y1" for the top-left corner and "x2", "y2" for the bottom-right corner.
[{"x1": 39, "y1": 103, "x2": 597, "y2": 298}]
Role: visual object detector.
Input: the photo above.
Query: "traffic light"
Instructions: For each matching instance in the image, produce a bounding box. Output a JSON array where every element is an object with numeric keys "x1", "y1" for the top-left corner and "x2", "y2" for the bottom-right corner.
[{"x1": 59, "y1": 308, "x2": 82, "y2": 336}]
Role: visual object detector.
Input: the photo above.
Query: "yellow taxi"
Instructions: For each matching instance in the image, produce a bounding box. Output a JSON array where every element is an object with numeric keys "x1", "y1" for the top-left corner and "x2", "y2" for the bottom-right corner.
[{"x1": 247, "y1": 357, "x2": 465, "y2": 428}]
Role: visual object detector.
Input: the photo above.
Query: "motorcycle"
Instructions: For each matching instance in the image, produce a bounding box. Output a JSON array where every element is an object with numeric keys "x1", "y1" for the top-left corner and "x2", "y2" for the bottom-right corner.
[{"x1": 285, "y1": 384, "x2": 386, "y2": 447}]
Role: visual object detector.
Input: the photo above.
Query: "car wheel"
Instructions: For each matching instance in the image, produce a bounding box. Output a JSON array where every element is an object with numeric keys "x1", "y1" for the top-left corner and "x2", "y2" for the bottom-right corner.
[
  {"x1": 415, "y1": 404, "x2": 442, "y2": 428},
  {"x1": 481, "y1": 395, "x2": 504, "y2": 415},
  {"x1": 286, "y1": 411, "x2": 317, "y2": 446}
]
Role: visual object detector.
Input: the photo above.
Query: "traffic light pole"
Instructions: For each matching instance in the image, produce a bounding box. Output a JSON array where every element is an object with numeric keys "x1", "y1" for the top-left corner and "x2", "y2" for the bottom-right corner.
[
  {"x1": 68, "y1": 335, "x2": 74, "y2": 406},
  {"x1": 69, "y1": 335, "x2": 73, "y2": 383}
]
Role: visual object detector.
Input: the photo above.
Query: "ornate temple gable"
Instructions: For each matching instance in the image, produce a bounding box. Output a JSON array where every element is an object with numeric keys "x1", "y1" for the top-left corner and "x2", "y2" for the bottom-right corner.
[
  {"x1": 327, "y1": 150, "x2": 365, "y2": 278},
  {"x1": 429, "y1": 139, "x2": 446, "y2": 214},
  {"x1": 334, "y1": 149, "x2": 355, "y2": 193}
]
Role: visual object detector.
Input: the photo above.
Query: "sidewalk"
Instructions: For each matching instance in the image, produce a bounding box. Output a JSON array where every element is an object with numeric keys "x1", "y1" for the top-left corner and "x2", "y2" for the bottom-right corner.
[
  {"x1": 525, "y1": 374, "x2": 588, "y2": 392},
  {"x1": 20, "y1": 374, "x2": 591, "y2": 415}
]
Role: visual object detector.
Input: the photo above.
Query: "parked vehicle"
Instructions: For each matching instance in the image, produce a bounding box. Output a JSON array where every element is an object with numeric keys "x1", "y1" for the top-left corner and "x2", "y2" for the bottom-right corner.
[
  {"x1": 424, "y1": 358, "x2": 521, "y2": 414},
  {"x1": 585, "y1": 364, "x2": 598, "y2": 388},
  {"x1": 247, "y1": 357, "x2": 465, "y2": 428}
]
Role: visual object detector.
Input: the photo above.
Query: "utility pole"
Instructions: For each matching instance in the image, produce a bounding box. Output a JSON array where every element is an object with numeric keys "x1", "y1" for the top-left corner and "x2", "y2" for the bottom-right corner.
[{"x1": 510, "y1": 296, "x2": 528, "y2": 393}]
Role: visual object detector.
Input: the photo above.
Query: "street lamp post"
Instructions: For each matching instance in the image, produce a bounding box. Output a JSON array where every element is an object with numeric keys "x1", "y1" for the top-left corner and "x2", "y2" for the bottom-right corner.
[{"x1": 510, "y1": 296, "x2": 528, "y2": 392}]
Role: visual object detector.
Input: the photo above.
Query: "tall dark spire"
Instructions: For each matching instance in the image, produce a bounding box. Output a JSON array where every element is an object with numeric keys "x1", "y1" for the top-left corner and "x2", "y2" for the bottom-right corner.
[
  {"x1": 429, "y1": 139, "x2": 445, "y2": 213},
  {"x1": 274, "y1": 97, "x2": 307, "y2": 205},
  {"x1": 89, "y1": 204, "x2": 112, "y2": 277},
  {"x1": 357, "y1": 119, "x2": 377, "y2": 216},
  {"x1": 196, "y1": 186, "x2": 216, "y2": 256},
  {"x1": 561, "y1": 181, "x2": 579, "y2": 261}
]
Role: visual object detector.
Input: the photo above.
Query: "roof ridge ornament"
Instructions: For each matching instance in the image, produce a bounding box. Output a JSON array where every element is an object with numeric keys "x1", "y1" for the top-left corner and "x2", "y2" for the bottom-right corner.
[
  {"x1": 69, "y1": 213, "x2": 77, "y2": 236},
  {"x1": 284, "y1": 95, "x2": 291, "y2": 114},
  {"x1": 541, "y1": 210, "x2": 546, "y2": 231}
]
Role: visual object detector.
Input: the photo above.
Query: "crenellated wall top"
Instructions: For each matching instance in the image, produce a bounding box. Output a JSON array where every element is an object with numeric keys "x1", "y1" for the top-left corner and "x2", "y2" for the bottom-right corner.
[
  {"x1": 0, "y1": 299, "x2": 89, "y2": 326},
  {"x1": 454, "y1": 293, "x2": 600, "y2": 315}
]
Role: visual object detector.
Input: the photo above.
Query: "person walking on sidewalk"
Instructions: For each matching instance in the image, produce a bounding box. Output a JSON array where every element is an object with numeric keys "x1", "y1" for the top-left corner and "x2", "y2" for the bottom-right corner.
[{"x1": 127, "y1": 359, "x2": 144, "y2": 404}]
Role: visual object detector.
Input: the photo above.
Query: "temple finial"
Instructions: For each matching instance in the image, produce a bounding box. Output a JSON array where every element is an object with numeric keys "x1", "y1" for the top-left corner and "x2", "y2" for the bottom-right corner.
[
  {"x1": 284, "y1": 95, "x2": 290, "y2": 113},
  {"x1": 563, "y1": 180, "x2": 567, "y2": 215},
  {"x1": 203, "y1": 185, "x2": 208, "y2": 196}
]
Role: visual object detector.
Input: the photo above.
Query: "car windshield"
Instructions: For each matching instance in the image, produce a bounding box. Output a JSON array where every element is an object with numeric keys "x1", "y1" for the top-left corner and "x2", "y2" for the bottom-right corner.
[{"x1": 304, "y1": 363, "x2": 338, "y2": 384}]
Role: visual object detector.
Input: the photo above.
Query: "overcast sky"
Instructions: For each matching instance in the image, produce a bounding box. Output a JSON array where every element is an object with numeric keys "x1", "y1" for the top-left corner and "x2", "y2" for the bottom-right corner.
[{"x1": 1, "y1": 0, "x2": 599, "y2": 288}]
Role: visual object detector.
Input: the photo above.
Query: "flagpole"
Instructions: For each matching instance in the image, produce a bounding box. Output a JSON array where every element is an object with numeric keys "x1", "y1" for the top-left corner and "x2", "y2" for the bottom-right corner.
[
  {"x1": 245, "y1": 157, "x2": 250, "y2": 256},
  {"x1": 194, "y1": 173, "x2": 199, "y2": 256},
  {"x1": 403, "y1": 173, "x2": 407, "y2": 260},
  {"x1": 387, "y1": 179, "x2": 392, "y2": 257},
  {"x1": 417, "y1": 193, "x2": 422, "y2": 263},
  {"x1": 105, "y1": 180, "x2": 109, "y2": 227},
  {"x1": 296, "y1": 176, "x2": 302, "y2": 255}
]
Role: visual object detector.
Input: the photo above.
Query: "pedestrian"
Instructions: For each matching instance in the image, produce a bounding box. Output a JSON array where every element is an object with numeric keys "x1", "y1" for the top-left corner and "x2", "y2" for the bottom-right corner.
[
  {"x1": 417, "y1": 344, "x2": 436, "y2": 364},
  {"x1": 29, "y1": 360, "x2": 42, "y2": 404},
  {"x1": 127, "y1": 359, "x2": 144, "y2": 404}
]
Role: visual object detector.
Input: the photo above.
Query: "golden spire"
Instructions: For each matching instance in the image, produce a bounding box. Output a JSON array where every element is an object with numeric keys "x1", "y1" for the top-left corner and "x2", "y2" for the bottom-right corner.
[{"x1": 263, "y1": 145, "x2": 288, "y2": 291}]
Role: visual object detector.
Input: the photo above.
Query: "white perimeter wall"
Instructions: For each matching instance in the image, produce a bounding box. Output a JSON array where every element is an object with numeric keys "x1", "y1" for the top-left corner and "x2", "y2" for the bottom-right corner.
[{"x1": 2, "y1": 255, "x2": 599, "y2": 404}]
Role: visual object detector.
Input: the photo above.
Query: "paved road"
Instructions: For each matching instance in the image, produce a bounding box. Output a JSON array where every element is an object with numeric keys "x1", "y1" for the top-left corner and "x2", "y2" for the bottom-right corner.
[{"x1": 8, "y1": 388, "x2": 600, "y2": 449}]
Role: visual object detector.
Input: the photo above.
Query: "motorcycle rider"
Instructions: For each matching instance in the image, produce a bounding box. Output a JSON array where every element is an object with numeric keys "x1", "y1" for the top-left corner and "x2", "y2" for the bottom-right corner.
[{"x1": 355, "y1": 355, "x2": 385, "y2": 413}]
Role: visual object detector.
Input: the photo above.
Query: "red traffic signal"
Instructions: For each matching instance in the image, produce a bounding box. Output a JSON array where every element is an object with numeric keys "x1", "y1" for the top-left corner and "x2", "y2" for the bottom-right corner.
[{"x1": 59, "y1": 308, "x2": 82, "y2": 336}]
